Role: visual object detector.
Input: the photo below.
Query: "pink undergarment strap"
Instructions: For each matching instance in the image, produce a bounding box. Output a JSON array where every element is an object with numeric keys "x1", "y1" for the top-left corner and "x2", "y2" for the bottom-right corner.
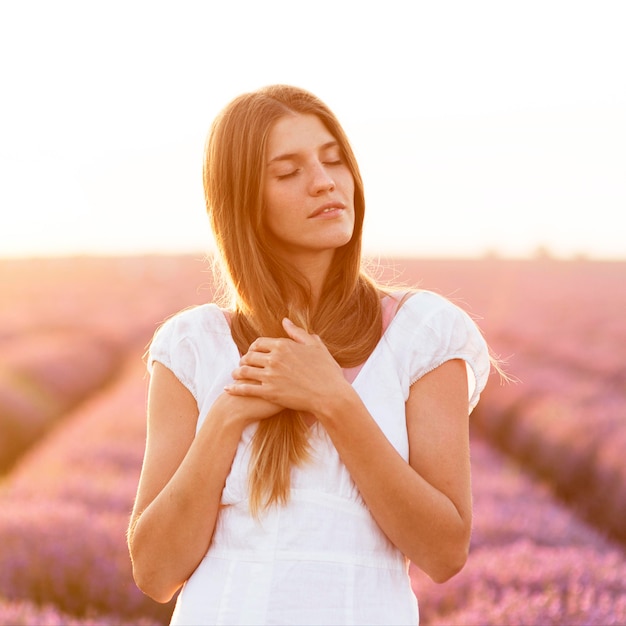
[
  {"x1": 381, "y1": 293, "x2": 398, "y2": 333},
  {"x1": 342, "y1": 293, "x2": 408, "y2": 384}
]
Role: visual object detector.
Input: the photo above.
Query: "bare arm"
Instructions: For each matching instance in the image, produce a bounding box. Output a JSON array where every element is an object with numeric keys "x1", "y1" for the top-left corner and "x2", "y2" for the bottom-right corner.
[
  {"x1": 128, "y1": 362, "x2": 281, "y2": 603},
  {"x1": 227, "y1": 318, "x2": 472, "y2": 582},
  {"x1": 316, "y1": 358, "x2": 471, "y2": 582}
]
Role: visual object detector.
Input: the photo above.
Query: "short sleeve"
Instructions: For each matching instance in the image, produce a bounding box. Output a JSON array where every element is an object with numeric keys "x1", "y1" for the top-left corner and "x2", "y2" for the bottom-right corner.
[
  {"x1": 399, "y1": 292, "x2": 491, "y2": 412},
  {"x1": 147, "y1": 309, "x2": 201, "y2": 404}
]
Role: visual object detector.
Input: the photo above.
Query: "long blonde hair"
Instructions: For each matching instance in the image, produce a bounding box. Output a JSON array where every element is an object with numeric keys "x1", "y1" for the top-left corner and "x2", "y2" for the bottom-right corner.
[{"x1": 203, "y1": 85, "x2": 382, "y2": 513}]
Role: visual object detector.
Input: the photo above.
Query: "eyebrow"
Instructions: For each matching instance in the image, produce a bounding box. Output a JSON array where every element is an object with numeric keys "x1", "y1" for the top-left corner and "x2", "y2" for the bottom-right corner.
[{"x1": 267, "y1": 140, "x2": 339, "y2": 165}]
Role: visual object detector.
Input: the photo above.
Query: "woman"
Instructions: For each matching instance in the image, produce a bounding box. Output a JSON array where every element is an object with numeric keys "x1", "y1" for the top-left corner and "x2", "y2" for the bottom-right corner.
[{"x1": 127, "y1": 84, "x2": 491, "y2": 625}]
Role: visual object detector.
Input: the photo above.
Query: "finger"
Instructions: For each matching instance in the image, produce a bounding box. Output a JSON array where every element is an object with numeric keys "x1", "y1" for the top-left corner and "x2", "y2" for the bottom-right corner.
[
  {"x1": 239, "y1": 351, "x2": 266, "y2": 367},
  {"x1": 232, "y1": 365, "x2": 265, "y2": 382},
  {"x1": 235, "y1": 378, "x2": 261, "y2": 385},
  {"x1": 248, "y1": 337, "x2": 275, "y2": 353},
  {"x1": 282, "y1": 318, "x2": 315, "y2": 344},
  {"x1": 224, "y1": 381, "x2": 265, "y2": 396}
]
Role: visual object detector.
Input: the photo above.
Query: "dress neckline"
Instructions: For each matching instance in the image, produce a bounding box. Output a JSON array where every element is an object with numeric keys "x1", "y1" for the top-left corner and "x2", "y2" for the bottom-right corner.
[{"x1": 215, "y1": 290, "x2": 416, "y2": 387}]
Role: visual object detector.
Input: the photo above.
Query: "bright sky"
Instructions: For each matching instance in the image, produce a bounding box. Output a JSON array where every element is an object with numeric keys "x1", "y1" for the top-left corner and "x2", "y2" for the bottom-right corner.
[{"x1": 1, "y1": 1, "x2": 625, "y2": 259}]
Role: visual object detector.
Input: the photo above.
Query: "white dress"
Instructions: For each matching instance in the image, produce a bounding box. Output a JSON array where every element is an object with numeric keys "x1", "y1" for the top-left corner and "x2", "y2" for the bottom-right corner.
[{"x1": 147, "y1": 291, "x2": 490, "y2": 626}]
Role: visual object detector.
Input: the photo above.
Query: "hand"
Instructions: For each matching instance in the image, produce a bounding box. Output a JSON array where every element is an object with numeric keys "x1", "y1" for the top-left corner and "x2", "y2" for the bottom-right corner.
[
  {"x1": 224, "y1": 318, "x2": 350, "y2": 416},
  {"x1": 212, "y1": 385, "x2": 284, "y2": 428}
]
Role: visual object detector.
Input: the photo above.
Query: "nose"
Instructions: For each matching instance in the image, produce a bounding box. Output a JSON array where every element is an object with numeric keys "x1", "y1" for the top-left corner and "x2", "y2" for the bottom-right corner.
[{"x1": 309, "y1": 162, "x2": 335, "y2": 195}]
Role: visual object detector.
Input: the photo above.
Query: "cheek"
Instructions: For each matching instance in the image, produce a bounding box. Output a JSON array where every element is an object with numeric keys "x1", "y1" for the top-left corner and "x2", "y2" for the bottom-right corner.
[
  {"x1": 338, "y1": 170, "x2": 356, "y2": 199},
  {"x1": 262, "y1": 186, "x2": 283, "y2": 228},
  {"x1": 262, "y1": 189, "x2": 297, "y2": 238},
  {"x1": 264, "y1": 183, "x2": 292, "y2": 214},
  {"x1": 264, "y1": 183, "x2": 302, "y2": 218}
]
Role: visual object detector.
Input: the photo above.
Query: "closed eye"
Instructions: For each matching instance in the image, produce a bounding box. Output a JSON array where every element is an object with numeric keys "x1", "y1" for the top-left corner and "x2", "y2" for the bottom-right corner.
[{"x1": 276, "y1": 169, "x2": 301, "y2": 180}]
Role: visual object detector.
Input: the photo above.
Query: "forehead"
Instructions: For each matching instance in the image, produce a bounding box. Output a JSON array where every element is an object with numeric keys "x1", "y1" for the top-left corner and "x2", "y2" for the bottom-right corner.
[{"x1": 266, "y1": 114, "x2": 337, "y2": 160}]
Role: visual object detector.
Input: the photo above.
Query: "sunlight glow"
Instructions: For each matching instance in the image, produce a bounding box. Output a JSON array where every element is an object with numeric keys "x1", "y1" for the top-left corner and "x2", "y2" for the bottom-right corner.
[{"x1": 1, "y1": 1, "x2": 624, "y2": 259}]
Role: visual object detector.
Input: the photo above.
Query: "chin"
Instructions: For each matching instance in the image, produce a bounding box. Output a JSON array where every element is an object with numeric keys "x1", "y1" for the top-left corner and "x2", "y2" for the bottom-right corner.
[{"x1": 327, "y1": 225, "x2": 356, "y2": 249}]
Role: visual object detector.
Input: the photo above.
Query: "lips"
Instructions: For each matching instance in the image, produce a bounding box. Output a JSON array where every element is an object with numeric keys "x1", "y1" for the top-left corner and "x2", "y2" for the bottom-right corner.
[{"x1": 308, "y1": 201, "x2": 346, "y2": 218}]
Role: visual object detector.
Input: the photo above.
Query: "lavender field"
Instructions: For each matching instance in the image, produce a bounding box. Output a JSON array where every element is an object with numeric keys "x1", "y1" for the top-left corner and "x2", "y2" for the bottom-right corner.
[{"x1": 1, "y1": 255, "x2": 624, "y2": 625}]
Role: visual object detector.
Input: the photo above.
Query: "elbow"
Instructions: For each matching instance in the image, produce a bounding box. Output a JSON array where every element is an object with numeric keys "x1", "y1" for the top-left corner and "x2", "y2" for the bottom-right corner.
[
  {"x1": 131, "y1": 560, "x2": 179, "y2": 604},
  {"x1": 427, "y1": 547, "x2": 468, "y2": 584},
  {"x1": 128, "y1": 536, "x2": 180, "y2": 604},
  {"x1": 127, "y1": 519, "x2": 181, "y2": 604},
  {"x1": 419, "y1": 525, "x2": 471, "y2": 584}
]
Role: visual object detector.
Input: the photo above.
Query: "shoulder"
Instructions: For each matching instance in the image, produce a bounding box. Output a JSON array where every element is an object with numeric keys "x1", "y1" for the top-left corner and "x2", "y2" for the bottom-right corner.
[
  {"x1": 402, "y1": 288, "x2": 462, "y2": 313},
  {"x1": 155, "y1": 303, "x2": 229, "y2": 336},
  {"x1": 149, "y1": 304, "x2": 230, "y2": 354},
  {"x1": 146, "y1": 304, "x2": 231, "y2": 399},
  {"x1": 389, "y1": 290, "x2": 491, "y2": 410},
  {"x1": 390, "y1": 289, "x2": 475, "y2": 333}
]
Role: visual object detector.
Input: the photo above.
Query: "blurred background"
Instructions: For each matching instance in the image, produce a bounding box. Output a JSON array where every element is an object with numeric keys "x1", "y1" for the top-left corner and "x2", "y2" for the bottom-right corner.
[
  {"x1": 1, "y1": 0, "x2": 624, "y2": 260},
  {"x1": 1, "y1": 2, "x2": 626, "y2": 625}
]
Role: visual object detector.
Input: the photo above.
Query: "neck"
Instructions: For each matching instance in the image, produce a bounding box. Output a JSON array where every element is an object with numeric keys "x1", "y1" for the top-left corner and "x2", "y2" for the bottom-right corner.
[{"x1": 283, "y1": 250, "x2": 335, "y2": 313}]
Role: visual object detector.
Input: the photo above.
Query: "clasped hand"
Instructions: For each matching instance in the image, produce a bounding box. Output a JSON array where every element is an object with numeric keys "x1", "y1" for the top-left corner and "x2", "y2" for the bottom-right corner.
[{"x1": 225, "y1": 318, "x2": 348, "y2": 418}]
